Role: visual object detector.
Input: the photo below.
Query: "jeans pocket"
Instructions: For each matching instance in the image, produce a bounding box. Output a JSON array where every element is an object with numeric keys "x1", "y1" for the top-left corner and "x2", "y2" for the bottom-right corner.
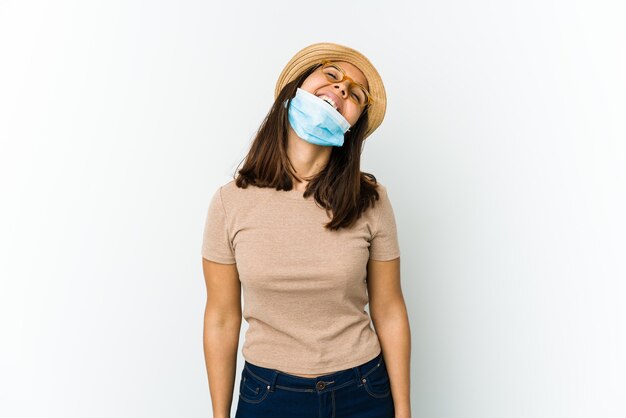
[
  {"x1": 362, "y1": 357, "x2": 391, "y2": 399},
  {"x1": 239, "y1": 367, "x2": 271, "y2": 404}
]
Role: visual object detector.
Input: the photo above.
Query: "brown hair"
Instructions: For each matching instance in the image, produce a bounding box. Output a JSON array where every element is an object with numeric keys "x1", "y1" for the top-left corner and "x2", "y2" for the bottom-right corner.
[{"x1": 232, "y1": 62, "x2": 383, "y2": 231}]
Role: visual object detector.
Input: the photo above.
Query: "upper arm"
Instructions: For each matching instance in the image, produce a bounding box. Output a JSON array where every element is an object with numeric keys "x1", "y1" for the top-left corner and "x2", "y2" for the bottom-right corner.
[
  {"x1": 202, "y1": 257, "x2": 241, "y2": 321},
  {"x1": 366, "y1": 256, "x2": 404, "y2": 321},
  {"x1": 366, "y1": 184, "x2": 404, "y2": 318},
  {"x1": 201, "y1": 185, "x2": 241, "y2": 320}
]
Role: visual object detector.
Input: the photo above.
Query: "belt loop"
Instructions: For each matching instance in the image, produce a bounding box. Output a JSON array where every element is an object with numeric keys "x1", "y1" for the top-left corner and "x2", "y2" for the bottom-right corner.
[
  {"x1": 352, "y1": 365, "x2": 363, "y2": 387},
  {"x1": 268, "y1": 369, "x2": 279, "y2": 392}
]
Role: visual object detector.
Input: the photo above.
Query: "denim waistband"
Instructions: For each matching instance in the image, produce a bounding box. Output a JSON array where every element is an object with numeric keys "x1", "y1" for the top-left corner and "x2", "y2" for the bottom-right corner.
[{"x1": 242, "y1": 350, "x2": 384, "y2": 394}]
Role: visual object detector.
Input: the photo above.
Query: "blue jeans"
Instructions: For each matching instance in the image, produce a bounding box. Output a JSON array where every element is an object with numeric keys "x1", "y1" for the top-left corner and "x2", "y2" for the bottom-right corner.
[{"x1": 234, "y1": 350, "x2": 395, "y2": 418}]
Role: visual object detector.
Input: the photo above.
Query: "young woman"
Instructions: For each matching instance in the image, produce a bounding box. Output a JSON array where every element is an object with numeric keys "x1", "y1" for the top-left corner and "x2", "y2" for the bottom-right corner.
[{"x1": 201, "y1": 42, "x2": 411, "y2": 418}]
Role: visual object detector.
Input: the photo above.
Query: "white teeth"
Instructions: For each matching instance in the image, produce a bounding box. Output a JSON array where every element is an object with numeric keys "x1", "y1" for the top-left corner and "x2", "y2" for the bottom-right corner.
[{"x1": 319, "y1": 95, "x2": 338, "y2": 110}]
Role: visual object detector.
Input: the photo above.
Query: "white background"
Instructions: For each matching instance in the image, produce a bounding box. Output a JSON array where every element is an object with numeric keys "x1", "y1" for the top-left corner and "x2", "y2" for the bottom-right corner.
[{"x1": 1, "y1": 1, "x2": 624, "y2": 417}]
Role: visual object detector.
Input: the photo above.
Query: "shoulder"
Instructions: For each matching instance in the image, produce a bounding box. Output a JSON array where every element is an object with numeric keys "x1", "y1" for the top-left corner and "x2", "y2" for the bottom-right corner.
[
  {"x1": 372, "y1": 181, "x2": 391, "y2": 203},
  {"x1": 218, "y1": 179, "x2": 237, "y2": 196},
  {"x1": 375, "y1": 181, "x2": 388, "y2": 194},
  {"x1": 370, "y1": 181, "x2": 396, "y2": 219},
  {"x1": 215, "y1": 179, "x2": 273, "y2": 211},
  {"x1": 219, "y1": 178, "x2": 267, "y2": 195},
  {"x1": 360, "y1": 180, "x2": 390, "y2": 222}
]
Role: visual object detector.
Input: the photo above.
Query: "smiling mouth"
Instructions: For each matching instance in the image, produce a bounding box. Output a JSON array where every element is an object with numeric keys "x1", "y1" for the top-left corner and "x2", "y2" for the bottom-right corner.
[{"x1": 318, "y1": 94, "x2": 339, "y2": 111}]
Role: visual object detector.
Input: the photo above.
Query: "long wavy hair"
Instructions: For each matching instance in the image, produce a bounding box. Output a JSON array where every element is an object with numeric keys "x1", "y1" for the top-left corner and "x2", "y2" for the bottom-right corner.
[{"x1": 233, "y1": 62, "x2": 383, "y2": 231}]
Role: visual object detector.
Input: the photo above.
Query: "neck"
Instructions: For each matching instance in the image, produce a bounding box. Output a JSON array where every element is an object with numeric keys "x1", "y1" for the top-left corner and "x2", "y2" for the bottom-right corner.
[{"x1": 286, "y1": 125, "x2": 331, "y2": 190}]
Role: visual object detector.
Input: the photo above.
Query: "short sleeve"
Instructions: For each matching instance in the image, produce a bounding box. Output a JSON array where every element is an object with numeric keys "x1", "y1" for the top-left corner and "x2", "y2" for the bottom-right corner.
[
  {"x1": 369, "y1": 186, "x2": 401, "y2": 261},
  {"x1": 201, "y1": 186, "x2": 236, "y2": 264}
]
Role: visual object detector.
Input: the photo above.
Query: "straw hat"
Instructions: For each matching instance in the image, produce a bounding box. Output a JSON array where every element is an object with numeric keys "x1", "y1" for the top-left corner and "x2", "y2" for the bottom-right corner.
[{"x1": 274, "y1": 42, "x2": 387, "y2": 141}]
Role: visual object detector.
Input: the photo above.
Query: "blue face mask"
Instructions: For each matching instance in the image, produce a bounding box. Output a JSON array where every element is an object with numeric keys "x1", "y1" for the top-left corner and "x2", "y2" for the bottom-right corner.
[{"x1": 284, "y1": 88, "x2": 351, "y2": 147}]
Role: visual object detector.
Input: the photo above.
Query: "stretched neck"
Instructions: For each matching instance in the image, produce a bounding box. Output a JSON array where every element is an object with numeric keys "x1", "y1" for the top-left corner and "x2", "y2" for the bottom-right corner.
[{"x1": 286, "y1": 124, "x2": 331, "y2": 190}]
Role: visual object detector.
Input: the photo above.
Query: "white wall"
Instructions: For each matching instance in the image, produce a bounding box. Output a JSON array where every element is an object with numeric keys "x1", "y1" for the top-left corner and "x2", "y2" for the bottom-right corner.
[{"x1": 1, "y1": 1, "x2": 624, "y2": 417}]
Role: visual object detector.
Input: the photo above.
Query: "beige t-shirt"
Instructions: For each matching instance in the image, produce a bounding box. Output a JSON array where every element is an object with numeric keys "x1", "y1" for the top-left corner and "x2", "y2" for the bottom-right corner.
[{"x1": 201, "y1": 179, "x2": 401, "y2": 374}]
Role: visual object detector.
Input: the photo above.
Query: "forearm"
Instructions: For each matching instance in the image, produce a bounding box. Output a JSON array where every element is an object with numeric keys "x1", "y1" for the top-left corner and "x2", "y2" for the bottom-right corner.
[
  {"x1": 203, "y1": 307, "x2": 241, "y2": 418},
  {"x1": 373, "y1": 302, "x2": 412, "y2": 418}
]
